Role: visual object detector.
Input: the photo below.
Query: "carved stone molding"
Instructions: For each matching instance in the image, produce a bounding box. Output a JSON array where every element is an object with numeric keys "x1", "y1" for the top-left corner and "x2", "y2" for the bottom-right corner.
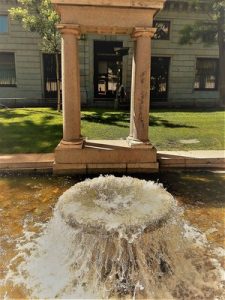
[
  {"x1": 132, "y1": 27, "x2": 156, "y2": 39},
  {"x1": 52, "y1": 0, "x2": 165, "y2": 10},
  {"x1": 57, "y1": 24, "x2": 81, "y2": 37}
]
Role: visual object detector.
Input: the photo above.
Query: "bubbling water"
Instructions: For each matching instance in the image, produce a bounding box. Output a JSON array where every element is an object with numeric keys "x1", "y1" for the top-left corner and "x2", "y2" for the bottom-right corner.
[
  {"x1": 57, "y1": 176, "x2": 175, "y2": 239},
  {"x1": 5, "y1": 176, "x2": 224, "y2": 299}
]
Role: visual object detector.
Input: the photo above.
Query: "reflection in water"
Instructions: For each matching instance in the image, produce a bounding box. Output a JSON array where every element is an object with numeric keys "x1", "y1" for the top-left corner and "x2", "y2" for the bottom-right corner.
[{"x1": 0, "y1": 172, "x2": 225, "y2": 299}]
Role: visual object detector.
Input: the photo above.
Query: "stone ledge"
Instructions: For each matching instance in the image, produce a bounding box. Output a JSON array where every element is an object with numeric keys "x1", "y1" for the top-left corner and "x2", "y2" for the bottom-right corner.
[
  {"x1": 53, "y1": 163, "x2": 86, "y2": 175},
  {"x1": 0, "y1": 168, "x2": 52, "y2": 174},
  {"x1": 53, "y1": 162, "x2": 159, "y2": 175},
  {"x1": 87, "y1": 163, "x2": 126, "y2": 173},
  {"x1": 52, "y1": 0, "x2": 165, "y2": 9},
  {"x1": 55, "y1": 140, "x2": 157, "y2": 165},
  {"x1": 127, "y1": 162, "x2": 159, "y2": 173},
  {"x1": 0, "y1": 153, "x2": 54, "y2": 170},
  {"x1": 158, "y1": 151, "x2": 225, "y2": 169},
  {"x1": 0, "y1": 151, "x2": 224, "y2": 174}
]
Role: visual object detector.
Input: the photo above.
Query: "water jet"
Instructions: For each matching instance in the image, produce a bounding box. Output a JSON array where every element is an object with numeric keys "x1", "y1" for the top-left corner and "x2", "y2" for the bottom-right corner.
[{"x1": 5, "y1": 175, "x2": 224, "y2": 299}]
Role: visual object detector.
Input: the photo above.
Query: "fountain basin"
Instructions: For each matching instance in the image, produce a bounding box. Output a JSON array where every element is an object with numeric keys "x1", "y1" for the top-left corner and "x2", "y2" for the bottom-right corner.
[
  {"x1": 2, "y1": 174, "x2": 224, "y2": 299},
  {"x1": 57, "y1": 176, "x2": 175, "y2": 237}
]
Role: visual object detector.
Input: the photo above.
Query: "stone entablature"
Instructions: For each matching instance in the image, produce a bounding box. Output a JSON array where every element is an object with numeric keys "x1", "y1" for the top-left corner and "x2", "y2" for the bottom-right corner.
[
  {"x1": 52, "y1": 0, "x2": 165, "y2": 9},
  {"x1": 52, "y1": 0, "x2": 165, "y2": 35}
]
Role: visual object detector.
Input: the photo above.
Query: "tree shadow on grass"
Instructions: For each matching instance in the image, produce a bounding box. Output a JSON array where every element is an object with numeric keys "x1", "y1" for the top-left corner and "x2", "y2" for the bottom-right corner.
[
  {"x1": 150, "y1": 116, "x2": 197, "y2": 128},
  {"x1": 0, "y1": 108, "x2": 60, "y2": 121},
  {"x1": 0, "y1": 109, "x2": 201, "y2": 153},
  {"x1": 0, "y1": 110, "x2": 28, "y2": 119},
  {"x1": 41, "y1": 115, "x2": 55, "y2": 122},
  {"x1": 0, "y1": 119, "x2": 62, "y2": 154},
  {"x1": 81, "y1": 111, "x2": 130, "y2": 128},
  {"x1": 82, "y1": 111, "x2": 197, "y2": 129},
  {"x1": 22, "y1": 108, "x2": 60, "y2": 116}
]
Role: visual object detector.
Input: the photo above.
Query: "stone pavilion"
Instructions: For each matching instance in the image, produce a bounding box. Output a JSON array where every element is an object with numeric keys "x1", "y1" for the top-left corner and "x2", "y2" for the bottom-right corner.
[{"x1": 52, "y1": 0, "x2": 165, "y2": 174}]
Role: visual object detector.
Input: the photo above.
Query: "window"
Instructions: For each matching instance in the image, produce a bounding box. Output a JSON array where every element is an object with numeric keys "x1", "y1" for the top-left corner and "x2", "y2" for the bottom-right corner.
[
  {"x1": 194, "y1": 58, "x2": 218, "y2": 90},
  {"x1": 0, "y1": 52, "x2": 16, "y2": 87},
  {"x1": 0, "y1": 15, "x2": 8, "y2": 33},
  {"x1": 94, "y1": 41, "x2": 123, "y2": 99},
  {"x1": 153, "y1": 20, "x2": 170, "y2": 40},
  {"x1": 151, "y1": 57, "x2": 170, "y2": 101},
  {"x1": 43, "y1": 53, "x2": 61, "y2": 98}
]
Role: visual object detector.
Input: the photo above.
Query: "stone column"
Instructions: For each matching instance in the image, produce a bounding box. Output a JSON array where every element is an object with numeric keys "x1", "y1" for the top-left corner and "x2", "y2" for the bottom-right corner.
[
  {"x1": 57, "y1": 24, "x2": 83, "y2": 147},
  {"x1": 128, "y1": 27, "x2": 155, "y2": 147}
]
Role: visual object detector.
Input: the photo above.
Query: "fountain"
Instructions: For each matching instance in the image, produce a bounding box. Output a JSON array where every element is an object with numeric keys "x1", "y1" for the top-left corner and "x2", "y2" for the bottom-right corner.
[{"x1": 5, "y1": 176, "x2": 224, "y2": 299}]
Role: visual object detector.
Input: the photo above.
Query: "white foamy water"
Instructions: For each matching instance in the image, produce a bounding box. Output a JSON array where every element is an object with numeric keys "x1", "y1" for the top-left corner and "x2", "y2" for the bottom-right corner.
[
  {"x1": 5, "y1": 176, "x2": 225, "y2": 299},
  {"x1": 57, "y1": 176, "x2": 175, "y2": 239}
]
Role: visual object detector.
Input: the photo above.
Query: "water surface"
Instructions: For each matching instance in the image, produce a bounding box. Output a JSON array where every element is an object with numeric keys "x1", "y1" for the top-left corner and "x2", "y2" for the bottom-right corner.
[{"x1": 0, "y1": 171, "x2": 224, "y2": 299}]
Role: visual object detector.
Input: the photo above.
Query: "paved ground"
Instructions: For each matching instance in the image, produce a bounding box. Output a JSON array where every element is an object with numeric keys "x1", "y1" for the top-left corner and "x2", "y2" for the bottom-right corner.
[
  {"x1": 0, "y1": 150, "x2": 224, "y2": 173},
  {"x1": 157, "y1": 150, "x2": 225, "y2": 169},
  {"x1": 0, "y1": 153, "x2": 54, "y2": 172}
]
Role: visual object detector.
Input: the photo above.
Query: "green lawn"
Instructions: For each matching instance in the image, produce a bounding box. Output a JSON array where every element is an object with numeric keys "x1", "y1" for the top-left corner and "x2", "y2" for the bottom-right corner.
[{"x1": 0, "y1": 107, "x2": 224, "y2": 154}]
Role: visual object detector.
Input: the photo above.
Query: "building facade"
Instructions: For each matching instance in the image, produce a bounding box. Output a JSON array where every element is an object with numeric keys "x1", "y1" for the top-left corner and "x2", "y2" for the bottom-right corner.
[{"x1": 0, "y1": 0, "x2": 220, "y2": 107}]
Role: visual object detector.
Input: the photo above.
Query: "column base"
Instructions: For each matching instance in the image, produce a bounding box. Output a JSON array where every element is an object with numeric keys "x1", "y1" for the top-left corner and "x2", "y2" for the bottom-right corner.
[
  {"x1": 61, "y1": 138, "x2": 84, "y2": 149},
  {"x1": 53, "y1": 139, "x2": 158, "y2": 175},
  {"x1": 127, "y1": 136, "x2": 153, "y2": 149}
]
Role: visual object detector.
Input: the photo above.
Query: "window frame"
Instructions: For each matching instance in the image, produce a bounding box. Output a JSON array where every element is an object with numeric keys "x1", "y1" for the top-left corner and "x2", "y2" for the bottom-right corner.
[
  {"x1": 153, "y1": 20, "x2": 171, "y2": 40},
  {"x1": 0, "y1": 14, "x2": 9, "y2": 34},
  {"x1": 194, "y1": 57, "x2": 219, "y2": 91},
  {"x1": 0, "y1": 52, "x2": 17, "y2": 87}
]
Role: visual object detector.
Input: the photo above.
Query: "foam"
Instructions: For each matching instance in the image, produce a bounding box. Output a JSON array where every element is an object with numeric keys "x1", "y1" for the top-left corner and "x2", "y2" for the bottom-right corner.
[{"x1": 5, "y1": 176, "x2": 225, "y2": 299}]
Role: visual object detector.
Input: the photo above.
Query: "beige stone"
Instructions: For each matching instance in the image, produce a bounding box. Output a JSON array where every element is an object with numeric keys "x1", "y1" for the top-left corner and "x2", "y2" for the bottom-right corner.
[
  {"x1": 127, "y1": 162, "x2": 159, "y2": 173},
  {"x1": 0, "y1": 153, "x2": 54, "y2": 170},
  {"x1": 52, "y1": 1, "x2": 164, "y2": 33},
  {"x1": 0, "y1": 151, "x2": 224, "y2": 174},
  {"x1": 53, "y1": 163, "x2": 87, "y2": 174},
  {"x1": 51, "y1": 0, "x2": 165, "y2": 9},
  {"x1": 51, "y1": 0, "x2": 165, "y2": 174},
  {"x1": 55, "y1": 140, "x2": 157, "y2": 164},
  {"x1": 185, "y1": 163, "x2": 225, "y2": 169},
  {"x1": 59, "y1": 26, "x2": 83, "y2": 144},
  {"x1": 128, "y1": 28, "x2": 155, "y2": 143},
  {"x1": 87, "y1": 163, "x2": 127, "y2": 174},
  {"x1": 157, "y1": 150, "x2": 225, "y2": 169},
  {"x1": 158, "y1": 158, "x2": 186, "y2": 165},
  {"x1": 185, "y1": 158, "x2": 224, "y2": 164}
]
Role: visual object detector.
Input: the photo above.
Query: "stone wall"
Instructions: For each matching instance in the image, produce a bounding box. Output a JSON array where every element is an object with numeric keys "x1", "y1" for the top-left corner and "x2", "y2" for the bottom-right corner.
[
  {"x1": 79, "y1": 6, "x2": 219, "y2": 107},
  {"x1": 0, "y1": 0, "x2": 43, "y2": 101},
  {"x1": 154, "y1": 4, "x2": 219, "y2": 105},
  {"x1": 0, "y1": 0, "x2": 220, "y2": 107}
]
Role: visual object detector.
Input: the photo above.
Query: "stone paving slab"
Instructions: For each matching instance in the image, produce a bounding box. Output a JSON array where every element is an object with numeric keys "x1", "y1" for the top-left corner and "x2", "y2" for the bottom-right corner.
[
  {"x1": 157, "y1": 150, "x2": 225, "y2": 169},
  {"x1": 0, "y1": 151, "x2": 224, "y2": 172},
  {"x1": 0, "y1": 153, "x2": 54, "y2": 171},
  {"x1": 158, "y1": 150, "x2": 225, "y2": 159}
]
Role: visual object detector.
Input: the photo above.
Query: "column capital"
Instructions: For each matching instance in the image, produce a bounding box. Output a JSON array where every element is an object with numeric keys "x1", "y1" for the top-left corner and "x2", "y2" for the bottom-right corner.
[
  {"x1": 132, "y1": 27, "x2": 156, "y2": 39},
  {"x1": 57, "y1": 24, "x2": 81, "y2": 37}
]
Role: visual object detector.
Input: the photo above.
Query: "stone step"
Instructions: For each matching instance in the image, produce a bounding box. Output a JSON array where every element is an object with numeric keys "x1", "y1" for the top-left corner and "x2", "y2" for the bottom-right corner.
[
  {"x1": 0, "y1": 154, "x2": 54, "y2": 170},
  {"x1": 0, "y1": 151, "x2": 224, "y2": 173},
  {"x1": 157, "y1": 151, "x2": 225, "y2": 169}
]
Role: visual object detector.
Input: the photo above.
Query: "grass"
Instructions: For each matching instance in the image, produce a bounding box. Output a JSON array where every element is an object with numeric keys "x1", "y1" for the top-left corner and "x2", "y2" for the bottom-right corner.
[{"x1": 0, "y1": 107, "x2": 224, "y2": 154}]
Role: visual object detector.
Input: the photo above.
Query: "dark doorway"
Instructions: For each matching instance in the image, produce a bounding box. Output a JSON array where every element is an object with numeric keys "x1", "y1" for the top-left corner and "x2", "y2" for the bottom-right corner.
[
  {"x1": 151, "y1": 57, "x2": 170, "y2": 101},
  {"x1": 94, "y1": 41, "x2": 123, "y2": 99},
  {"x1": 43, "y1": 53, "x2": 61, "y2": 99}
]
